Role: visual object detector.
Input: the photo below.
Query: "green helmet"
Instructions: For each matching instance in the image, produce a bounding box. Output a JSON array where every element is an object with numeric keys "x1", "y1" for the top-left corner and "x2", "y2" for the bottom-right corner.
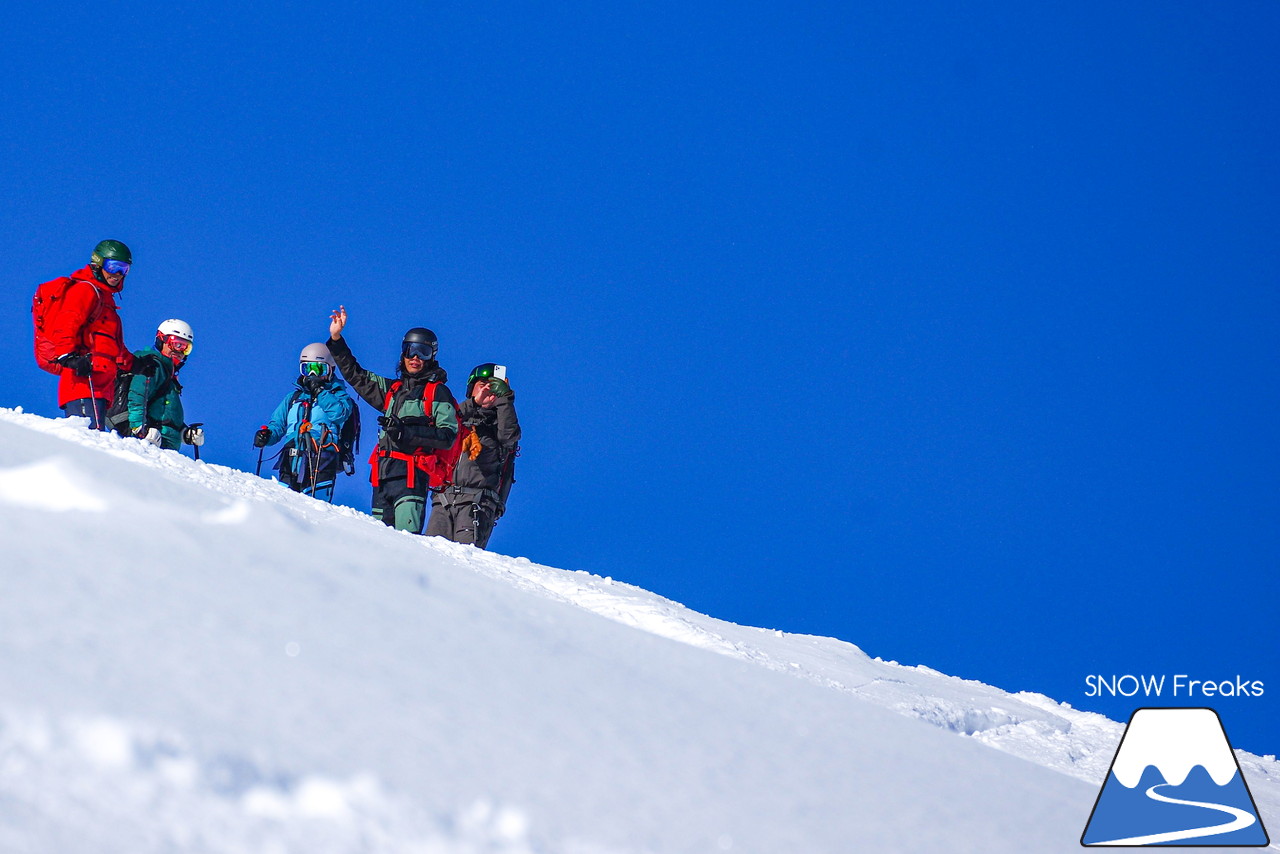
[
  {"x1": 90, "y1": 239, "x2": 132, "y2": 266},
  {"x1": 467, "y1": 363, "x2": 509, "y2": 396},
  {"x1": 468, "y1": 363, "x2": 498, "y2": 393}
]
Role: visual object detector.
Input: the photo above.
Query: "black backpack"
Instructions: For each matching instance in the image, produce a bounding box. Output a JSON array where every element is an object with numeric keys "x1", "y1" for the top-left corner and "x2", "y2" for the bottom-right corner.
[
  {"x1": 495, "y1": 442, "x2": 519, "y2": 516},
  {"x1": 338, "y1": 400, "x2": 361, "y2": 474},
  {"x1": 104, "y1": 356, "x2": 162, "y2": 437}
]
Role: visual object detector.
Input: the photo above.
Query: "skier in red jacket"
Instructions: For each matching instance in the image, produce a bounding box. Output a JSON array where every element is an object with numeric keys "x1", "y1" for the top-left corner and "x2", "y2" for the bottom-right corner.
[{"x1": 42, "y1": 240, "x2": 136, "y2": 429}]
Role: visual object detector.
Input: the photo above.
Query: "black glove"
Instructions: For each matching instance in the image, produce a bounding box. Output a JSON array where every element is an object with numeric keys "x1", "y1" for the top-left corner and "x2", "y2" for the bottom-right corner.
[
  {"x1": 57, "y1": 353, "x2": 92, "y2": 377},
  {"x1": 377, "y1": 414, "x2": 404, "y2": 444},
  {"x1": 253, "y1": 426, "x2": 272, "y2": 448}
]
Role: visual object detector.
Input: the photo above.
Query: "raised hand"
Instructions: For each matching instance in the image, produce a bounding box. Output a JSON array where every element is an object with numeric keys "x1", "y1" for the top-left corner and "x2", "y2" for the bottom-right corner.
[{"x1": 329, "y1": 305, "x2": 348, "y2": 340}]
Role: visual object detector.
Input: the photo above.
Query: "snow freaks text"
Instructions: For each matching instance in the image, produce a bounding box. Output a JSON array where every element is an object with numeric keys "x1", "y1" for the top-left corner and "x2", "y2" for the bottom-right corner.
[{"x1": 1085, "y1": 674, "x2": 1265, "y2": 699}]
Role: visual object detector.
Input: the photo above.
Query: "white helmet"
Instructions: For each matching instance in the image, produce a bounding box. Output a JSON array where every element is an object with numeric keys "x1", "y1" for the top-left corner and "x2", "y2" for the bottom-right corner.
[
  {"x1": 156, "y1": 319, "x2": 194, "y2": 356},
  {"x1": 299, "y1": 342, "x2": 337, "y2": 378}
]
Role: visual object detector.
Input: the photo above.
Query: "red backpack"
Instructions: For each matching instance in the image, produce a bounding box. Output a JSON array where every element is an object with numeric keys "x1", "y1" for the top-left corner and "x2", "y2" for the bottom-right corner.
[
  {"x1": 369, "y1": 380, "x2": 472, "y2": 490},
  {"x1": 32, "y1": 276, "x2": 100, "y2": 374}
]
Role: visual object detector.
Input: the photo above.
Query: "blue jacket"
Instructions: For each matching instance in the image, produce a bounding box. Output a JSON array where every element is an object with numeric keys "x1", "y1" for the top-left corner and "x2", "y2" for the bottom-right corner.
[{"x1": 264, "y1": 376, "x2": 356, "y2": 479}]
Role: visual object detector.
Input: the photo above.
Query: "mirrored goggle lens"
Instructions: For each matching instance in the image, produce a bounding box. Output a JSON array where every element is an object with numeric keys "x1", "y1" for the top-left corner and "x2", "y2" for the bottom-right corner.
[
  {"x1": 473, "y1": 366, "x2": 495, "y2": 381},
  {"x1": 301, "y1": 360, "x2": 330, "y2": 376},
  {"x1": 102, "y1": 259, "x2": 131, "y2": 276},
  {"x1": 403, "y1": 343, "x2": 433, "y2": 360},
  {"x1": 164, "y1": 335, "x2": 191, "y2": 354}
]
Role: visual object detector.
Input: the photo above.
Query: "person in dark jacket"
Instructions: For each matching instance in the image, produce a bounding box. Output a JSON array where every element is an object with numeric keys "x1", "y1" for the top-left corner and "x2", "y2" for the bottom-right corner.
[
  {"x1": 426, "y1": 363, "x2": 521, "y2": 549},
  {"x1": 37, "y1": 239, "x2": 136, "y2": 429},
  {"x1": 126, "y1": 319, "x2": 205, "y2": 452},
  {"x1": 328, "y1": 306, "x2": 458, "y2": 532},
  {"x1": 253, "y1": 342, "x2": 356, "y2": 503}
]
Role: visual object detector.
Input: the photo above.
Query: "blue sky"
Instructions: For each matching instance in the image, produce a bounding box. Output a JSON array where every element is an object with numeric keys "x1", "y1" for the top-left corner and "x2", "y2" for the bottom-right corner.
[{"x1": 6, "y1": 2, "x2": 1277, "y2": 754}]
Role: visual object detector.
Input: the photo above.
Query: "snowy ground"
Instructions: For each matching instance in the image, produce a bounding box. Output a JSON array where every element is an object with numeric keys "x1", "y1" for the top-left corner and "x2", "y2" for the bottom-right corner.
[{"x1": 0, "y1": 406, "x2": 1274, "y2": 853}]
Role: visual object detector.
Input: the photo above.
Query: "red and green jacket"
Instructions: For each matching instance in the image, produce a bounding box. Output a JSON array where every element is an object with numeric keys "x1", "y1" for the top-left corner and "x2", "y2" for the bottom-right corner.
[{"x1": 327, "y1": 336, "x2": 458, "y2": 486}]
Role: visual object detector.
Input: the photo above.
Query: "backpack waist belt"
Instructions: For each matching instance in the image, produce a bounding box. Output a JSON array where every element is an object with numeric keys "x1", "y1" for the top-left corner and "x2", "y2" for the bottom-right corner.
[
  {"x1": 370, "y1": 447, "x2": 434, "y2": 490},
  {"x1": 439, "y1": 484, "x2": 503, "y2": 507}
]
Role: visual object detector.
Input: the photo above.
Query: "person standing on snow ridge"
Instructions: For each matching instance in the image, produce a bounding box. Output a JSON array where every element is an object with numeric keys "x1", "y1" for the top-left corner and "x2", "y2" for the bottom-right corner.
[
  {"x1": 327, "y1": 306, "x2": 458, "y2": 532},
  {"x1": 426, "y1": 363, "x2": 521, "y2": 549},
  {"x1": 253, "y1": 342, "x2": 357, "y2": 503},
  {"x1": 35, "y1": 239, "x2": 135, "y2": 429},
  {"x1": 124, "y1": 319, "x2": 204, "y2": 452}
]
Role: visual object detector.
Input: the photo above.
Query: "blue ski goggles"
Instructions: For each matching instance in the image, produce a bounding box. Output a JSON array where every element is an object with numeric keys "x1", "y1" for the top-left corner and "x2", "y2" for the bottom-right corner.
[
  {"x1": 102, "y1": 259, "x2": 131, "y2": 276},
  {"x1": 300, "y1": 360, "x2": 331, "y2": 377},
  {"x1": 402, "y1": 342, "x2": 434, "y2": 361}
]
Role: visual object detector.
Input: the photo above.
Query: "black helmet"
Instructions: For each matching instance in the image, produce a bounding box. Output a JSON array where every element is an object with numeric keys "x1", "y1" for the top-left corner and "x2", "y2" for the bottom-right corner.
[{"x1": 401, "y1": 327, "x2": 438, "y2": 362}]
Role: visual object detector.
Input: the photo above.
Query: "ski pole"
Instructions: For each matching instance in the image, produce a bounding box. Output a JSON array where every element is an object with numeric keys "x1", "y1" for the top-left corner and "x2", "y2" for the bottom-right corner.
[
  {"x1": 86, "y1": 348, "x2": 102, "y2": 431},
  {"x1": 256, "y1": 445, "x2": 265, "y2": 477},
  {"x1": 309, "y1": 436, "x2": 320, "y2": 497},
  {"x1": 187, "y1": 422, "x2": 203, "y2": 461},
  {"x1": 312, "y1": 427, "x2": 330, "y2": 497}
]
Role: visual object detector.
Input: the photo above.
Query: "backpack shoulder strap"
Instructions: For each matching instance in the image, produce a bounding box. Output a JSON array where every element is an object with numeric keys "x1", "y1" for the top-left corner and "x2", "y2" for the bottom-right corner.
[
  {"x1": 74, "y1": 278, "x2": 106, "y2": 320},
  {"x1": 133, "y1": 352, "x2": 161, "y2": 377},
  {"x1": 382, "y1": 380, "x2": 403, "y2": 413}
]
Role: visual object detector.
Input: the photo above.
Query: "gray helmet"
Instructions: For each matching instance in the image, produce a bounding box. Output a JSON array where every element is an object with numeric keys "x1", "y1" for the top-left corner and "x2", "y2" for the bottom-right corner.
[{"x1": 300, "y1": 342, "x2": 337, "y2": 378}]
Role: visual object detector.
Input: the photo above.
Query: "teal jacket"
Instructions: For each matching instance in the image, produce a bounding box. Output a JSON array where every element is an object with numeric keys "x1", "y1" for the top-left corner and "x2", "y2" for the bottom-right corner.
[{"x1": 127, "y1": 347, "x2": 186, "y2": 450}]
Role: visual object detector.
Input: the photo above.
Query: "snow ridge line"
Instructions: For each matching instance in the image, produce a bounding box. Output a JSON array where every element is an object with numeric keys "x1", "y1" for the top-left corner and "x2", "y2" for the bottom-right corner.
[
  {"x1": 435, "y1": 542, "x2": 1130, "y2": 785},
  {"x1": 2, "y1": 406, "x2": 1274, "y2": 823}
]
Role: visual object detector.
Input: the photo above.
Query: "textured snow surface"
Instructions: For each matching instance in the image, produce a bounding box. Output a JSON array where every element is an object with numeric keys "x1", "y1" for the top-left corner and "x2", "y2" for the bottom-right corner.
[{"x1": 0, "y1": 407, "x2": 1275, "y2": 853}]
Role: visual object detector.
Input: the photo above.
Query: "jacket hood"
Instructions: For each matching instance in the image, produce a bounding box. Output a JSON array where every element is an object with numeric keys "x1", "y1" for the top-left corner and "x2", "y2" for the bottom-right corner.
[
  {"x1": 73, "y1": 264, "x2": 124, "y2": 294},
  {"x1": 459, "y1": 397, "x2": 498, "y2": 425},
  {"x1": 396, "y1": 363, "x2": 447, "y2": 384},
  {"x1": 138, "y1": 345, "x2": 182, "y2": 373}
]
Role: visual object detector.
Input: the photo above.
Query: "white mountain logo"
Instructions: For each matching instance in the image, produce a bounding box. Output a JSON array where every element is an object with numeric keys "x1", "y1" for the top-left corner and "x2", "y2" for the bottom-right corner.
[{"x1": 1082, "y1": 707, "x2": 1270, "y2": 846}]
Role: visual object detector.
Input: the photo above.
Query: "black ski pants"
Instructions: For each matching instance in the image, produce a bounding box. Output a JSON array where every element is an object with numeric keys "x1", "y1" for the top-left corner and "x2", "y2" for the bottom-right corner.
[{"x1": 426, "y1": 490, "x2": 498, "y2": 549}]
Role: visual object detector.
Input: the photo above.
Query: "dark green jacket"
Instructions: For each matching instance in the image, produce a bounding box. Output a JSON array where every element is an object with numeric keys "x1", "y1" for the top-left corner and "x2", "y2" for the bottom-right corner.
[
  {"x1": 127, "y1": 347, "x2": 186, "y2": 450},
  {"x1": 328, "y1": 335, "x2": 458, "y2": 484}
]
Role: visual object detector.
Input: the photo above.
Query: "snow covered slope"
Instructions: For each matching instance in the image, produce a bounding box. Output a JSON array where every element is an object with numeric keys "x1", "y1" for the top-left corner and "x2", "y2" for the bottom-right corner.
[{"x1": 0, "y1": 407, "x2": 1274, "y2": 853}]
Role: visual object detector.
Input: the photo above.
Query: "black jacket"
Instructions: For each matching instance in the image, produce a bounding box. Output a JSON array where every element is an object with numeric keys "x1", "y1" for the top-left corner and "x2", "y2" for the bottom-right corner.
[{"x1": 452, "y1": 395, "x2": 521, "y2": 495}]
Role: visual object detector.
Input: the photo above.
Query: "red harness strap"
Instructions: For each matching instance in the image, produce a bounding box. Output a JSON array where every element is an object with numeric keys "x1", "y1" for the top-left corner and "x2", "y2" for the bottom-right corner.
[
  {"x1": 369, "y1": 380, "x2": 448, "y2": 490},
  {"x1": 369, "y1": 448, "x2": 435, "y2": 489}
]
